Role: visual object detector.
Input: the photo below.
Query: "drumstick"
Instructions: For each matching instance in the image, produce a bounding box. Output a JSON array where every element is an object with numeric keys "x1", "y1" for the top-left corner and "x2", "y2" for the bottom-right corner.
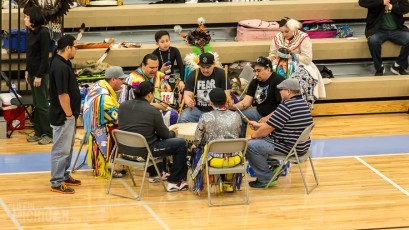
[{"x1": 233, "y1": 104, "x2": 250, "y2": 123}]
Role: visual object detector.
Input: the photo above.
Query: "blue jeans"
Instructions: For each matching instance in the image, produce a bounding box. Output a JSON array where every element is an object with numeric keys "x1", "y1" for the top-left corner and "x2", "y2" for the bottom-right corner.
[
  {"x1": 240, "y1": 108, "x2": 263, "y2": 138},
  {"x1": 246, "y1": 139, "x2": 284, "y2": 183},
  {"x1": 50, "y1": 118, "x2": 76, "y2": 187},
  {"x1": 367, "y1": 29, "x2": 409, "y2": 71},
  {"x1": 179, "y1": 107, "x2": 205, "y2": 123},
  {"x1": 152, "y1": 138, "x2": 188, "y2": 183}
]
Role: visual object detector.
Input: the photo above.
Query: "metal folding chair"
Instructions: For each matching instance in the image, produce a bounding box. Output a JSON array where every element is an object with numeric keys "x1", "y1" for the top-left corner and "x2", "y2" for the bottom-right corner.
[
  {"x1": 0, "y1": 71, "x2": 35, "y2": 138},
  {"x1": 205, "y1": 138, "x2": 249, "y2": 207},
  {"x1": 106, "y1": 130, "x2": 166, "y2": 200},
  {"x1": 265, "y1": 122, "x2": 318, "y2": 194}
]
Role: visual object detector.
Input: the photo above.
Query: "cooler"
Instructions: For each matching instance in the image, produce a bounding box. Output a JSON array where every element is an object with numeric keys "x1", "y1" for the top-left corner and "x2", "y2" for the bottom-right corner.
[{"x1": 0, "y1": 93, "x2": 25, "y2": 131}]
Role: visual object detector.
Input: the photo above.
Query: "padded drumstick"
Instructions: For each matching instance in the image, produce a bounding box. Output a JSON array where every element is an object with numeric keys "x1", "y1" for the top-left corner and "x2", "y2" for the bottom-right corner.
[{"x1": 233, "y1": 104, "x2": 250, "y2": 123}]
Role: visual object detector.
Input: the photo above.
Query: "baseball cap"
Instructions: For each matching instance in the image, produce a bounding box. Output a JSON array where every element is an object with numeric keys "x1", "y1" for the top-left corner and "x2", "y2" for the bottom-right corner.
[
  {"x1": 252, "y1": 56, "x2": 272, "y2": 69},
  {"x1": 209, "y1": 88, "x2": 226, "y2": 105},
  {"x1": 277, "y1": 79, "x2": 301, "y2": 90},
  {"x1": 198, "y1": 53, "x2": 215, "y2": 66},
  {"x1": 105, "y1": 66, "x2": 128, "y2": 79}
]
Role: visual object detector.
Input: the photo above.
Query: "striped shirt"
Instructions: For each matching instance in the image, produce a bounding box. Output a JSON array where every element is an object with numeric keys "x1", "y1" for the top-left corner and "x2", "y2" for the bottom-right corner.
[{"x1": 264, "y1": 95, "x2": 313, "y2": 155}]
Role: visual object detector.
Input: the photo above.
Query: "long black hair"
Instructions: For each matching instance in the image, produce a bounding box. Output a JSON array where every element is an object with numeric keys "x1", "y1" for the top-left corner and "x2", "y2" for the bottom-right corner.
[{"x1": 134, "y1": 81, "x2": 154, "y2": 98}]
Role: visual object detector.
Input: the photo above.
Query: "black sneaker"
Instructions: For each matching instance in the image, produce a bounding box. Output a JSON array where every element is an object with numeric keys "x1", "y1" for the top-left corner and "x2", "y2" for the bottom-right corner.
[
  {"x1": 64, "y1": 176, "x2": 81, "y2": 186},
  {"x1": 51, "y1": 183, "x2": 75, "y2": 194},
  {"x1": 374, "y1": 66, "x2": 384, "y2": 76},
  {"x1": 249, "y1": 179, "x2": 278, "y2": 188},
  {"x1": 391, "y1": 64, "x2": 408, "y2": 75}
]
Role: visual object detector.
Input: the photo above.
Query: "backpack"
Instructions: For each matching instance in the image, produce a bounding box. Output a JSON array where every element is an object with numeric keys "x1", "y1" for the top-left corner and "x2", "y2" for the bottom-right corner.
[{"x1": 302, "y1": 19, "x2": 337, "y2": 39}]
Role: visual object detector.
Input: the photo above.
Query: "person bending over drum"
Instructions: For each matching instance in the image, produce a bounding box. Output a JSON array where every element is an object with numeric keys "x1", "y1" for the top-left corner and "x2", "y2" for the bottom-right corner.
[{"x1": 190, "y1": 88, "x2": 242, "y2": 194}]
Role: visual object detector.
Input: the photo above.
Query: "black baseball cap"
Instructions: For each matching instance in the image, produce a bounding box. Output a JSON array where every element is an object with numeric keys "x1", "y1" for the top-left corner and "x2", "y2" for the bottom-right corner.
[
  {"x1": 199, "y1": 53, "x2": 215, "y2": 66},
  {"x1": 252, "y1": 56, "x2": 272, "y2": 69}
]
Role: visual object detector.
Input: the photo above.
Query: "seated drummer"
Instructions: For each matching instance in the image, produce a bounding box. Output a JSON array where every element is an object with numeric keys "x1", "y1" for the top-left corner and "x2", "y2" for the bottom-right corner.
[
  {"x1": 228, "y1": 56, "x2": 284, "y2": 137},
  {"x1": 118, "y1": 81, "x2": 188, "y2": 192},
  {"x1": 191, "y1": 88, "x2": 242, "y2": 193},
  {"x1": 179, "y1": 53, "x2": 231, "y2": 123},
  {"x1": 118, "y1": 53, "x2": 179, "y2": 126}
]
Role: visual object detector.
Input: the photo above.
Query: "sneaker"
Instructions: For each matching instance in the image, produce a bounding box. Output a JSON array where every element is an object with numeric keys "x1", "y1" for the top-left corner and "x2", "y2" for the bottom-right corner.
[
  {"x1": 249, "y1": 179, "x2": 278, "y2": 188},
  {"x1": 391, "y1": 64, "x2": 408, "y2": 75},
  {"x1": 112, "y1": 171, "x2": 124, "y2": 178},
  {"x1": 64, "y1": 176, "x2": 81, "y2": 186},
  {"x1": 51, "y1": 183, "x2": 75, "y2": 194},
  {"x1": 38, "y1": 135, "x2": 53, "y2": 145},
  {"x1": 149, "y1": 176, "x2": 161, "y2": 183},
  {"x1": 374, "y1": 66, "x2": 385, "y2": 76},
  {"x1": 166, "y1": 182, "x2": 188, "y2": 192},
  {"x1": 27, "y1": 135, "x2": 41, "y2": 142}
]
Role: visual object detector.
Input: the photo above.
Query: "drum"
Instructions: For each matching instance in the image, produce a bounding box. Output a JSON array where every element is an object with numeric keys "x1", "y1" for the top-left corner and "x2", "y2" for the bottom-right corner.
[{"x1": 169, "y1": 122, "x2": 198, "y2": 144}]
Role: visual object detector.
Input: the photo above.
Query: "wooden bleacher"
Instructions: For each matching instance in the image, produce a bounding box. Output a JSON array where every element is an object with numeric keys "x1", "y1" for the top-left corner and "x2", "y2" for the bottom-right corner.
[
  {"x1": 1, "y1": 38, "x2": 404, "y2": 70},
  {"x1": 2, "y1": 0, "x2": 367, "y2": 29}
]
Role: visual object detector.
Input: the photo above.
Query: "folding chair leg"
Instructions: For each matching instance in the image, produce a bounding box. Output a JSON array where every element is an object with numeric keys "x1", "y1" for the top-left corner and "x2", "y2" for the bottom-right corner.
[
  {"x1": 297, "y1": 157, "x2": 318, "y2": 194},
  {"x1": 71, "y1": 134, "x2": 88, "y2": 173},
  {"x1": 128, "y1": 166, "x2": 136, "y2": 186},
  {"x1": 106, "y1": 159, "x2": 116, "y2": 195}
]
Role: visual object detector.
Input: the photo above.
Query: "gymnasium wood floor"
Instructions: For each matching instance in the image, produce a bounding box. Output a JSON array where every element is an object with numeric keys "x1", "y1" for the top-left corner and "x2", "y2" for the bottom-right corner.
[{"x1": 1, "y1": 113, "x2": 409, "y2": 230}]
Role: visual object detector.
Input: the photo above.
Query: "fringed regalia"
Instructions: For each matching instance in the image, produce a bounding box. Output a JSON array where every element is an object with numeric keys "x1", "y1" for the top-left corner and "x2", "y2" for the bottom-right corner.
[
  {"x1": 83, "y1": 80, "x2": 119, "y2": 178},
  {"x1": 189, "y1": 109, "x2": 243, "y2": 195},
  {"x1": 117, "y1": 68, "x2": 178, "y2": 126}
]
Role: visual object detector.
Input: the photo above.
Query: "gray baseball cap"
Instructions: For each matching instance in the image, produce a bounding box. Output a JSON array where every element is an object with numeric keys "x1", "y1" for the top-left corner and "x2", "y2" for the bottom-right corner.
[
  {"x1": 277, "y1": 79, "x2": 301, "y2": 90},
  {"x1": 105, "y1": 66, "x2": 128, "y2": 79}
]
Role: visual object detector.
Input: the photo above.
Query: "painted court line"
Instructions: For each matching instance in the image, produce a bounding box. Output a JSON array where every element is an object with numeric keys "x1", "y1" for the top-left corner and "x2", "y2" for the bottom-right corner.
[
  {"x1": 0, "y1": 198, "x2": 23, "y2": 230},
  {"x1": 355, "y1": 156, "x2": 409, "y2": 196},
  {"x1": 119, "y1": 179, "x2": 170, "y2": 230}
]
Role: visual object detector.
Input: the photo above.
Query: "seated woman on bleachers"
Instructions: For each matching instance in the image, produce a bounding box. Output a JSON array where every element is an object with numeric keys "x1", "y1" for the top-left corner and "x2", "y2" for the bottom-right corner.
[{"x1": 268, "y1": 17, "x2": 326, "y2": 99}]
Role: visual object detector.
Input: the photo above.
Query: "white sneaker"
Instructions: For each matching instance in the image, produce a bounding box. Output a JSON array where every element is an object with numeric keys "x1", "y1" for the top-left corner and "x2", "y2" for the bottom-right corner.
[
  {"x1": 166, "y1": 182, "x2": 188, "y2": 192},
  {"x1": 148, "y1": 176, "x2": 161, "y2": 183}
]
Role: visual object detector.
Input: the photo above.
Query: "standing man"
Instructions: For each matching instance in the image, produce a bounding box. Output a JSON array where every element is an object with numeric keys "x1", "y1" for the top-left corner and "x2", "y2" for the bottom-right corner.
[
  {"x1": 359, "y1": 0, "x2": 409, "y2": 76},
  {"x1": 180, "y1": 53, "x2": 231, "y2": 123},
  {"x1": 49, "y1": 34, "x2": 81, "y2": 194},
  {"x1": 83, "y1": 66, "x2": 127, "y2": 178},
  {"x1": 229, "y1": 56, "x2": 284, "y2": 137},
  {"x1": 246, "y1": 79, "x2": 313, "y2": 188}
]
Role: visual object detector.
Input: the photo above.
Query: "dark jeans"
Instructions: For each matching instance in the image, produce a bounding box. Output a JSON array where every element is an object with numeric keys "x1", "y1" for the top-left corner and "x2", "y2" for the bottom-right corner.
[
  {"x1": 147, "y1": 138, "x2": 188, "y2": 183},
  {"x1": 28, "y1": 74, "x2": 52, "y2": 137},
  {"x1": 367, "y1": 29, "x2": 409, "y2": 71}
]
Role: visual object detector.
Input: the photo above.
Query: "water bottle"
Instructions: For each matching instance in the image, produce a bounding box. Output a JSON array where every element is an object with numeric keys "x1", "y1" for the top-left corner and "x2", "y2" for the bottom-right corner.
[
  {"x1": 247, "y1": 164, "x2": 256, "y2": 177},
  {"x1": 10, "y1": 82, "x2": 17, "y2": 94},
  {"x1": 280, "y1": 162, "x2": 291, "y2": 177}
]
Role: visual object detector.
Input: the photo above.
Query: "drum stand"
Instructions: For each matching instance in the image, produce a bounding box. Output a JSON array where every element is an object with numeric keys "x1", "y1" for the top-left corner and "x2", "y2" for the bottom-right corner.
[{"x1": 71, "y1": 132, "x2": 89, "y2": 173}]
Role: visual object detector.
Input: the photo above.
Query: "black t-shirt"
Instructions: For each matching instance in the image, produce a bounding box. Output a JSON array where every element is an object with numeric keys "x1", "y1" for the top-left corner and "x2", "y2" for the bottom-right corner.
[
  {"x1": 185, "y1": 67, "x2": 231, "y2": 112},
  {"x1": 246, "y1": 72, "x2": 285, "y2": 116},
  {"x1": 152, "y1": 46, "x2": 185, "y2": 81},
  {"x1": 49, "y1": 55, "x2": 81, "y2": 126},
  {"x1": 26, "y1": 26, "x2": 50, "y2": 77}
]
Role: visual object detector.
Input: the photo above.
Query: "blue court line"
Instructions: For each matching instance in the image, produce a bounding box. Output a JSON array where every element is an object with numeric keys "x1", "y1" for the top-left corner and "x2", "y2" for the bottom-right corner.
[
  {"x1": 1, "y1": 135, "x2": 408, "y2": 174},
  {"x1": 311, "y1": 135, "x2": 409, "y2": 158}
]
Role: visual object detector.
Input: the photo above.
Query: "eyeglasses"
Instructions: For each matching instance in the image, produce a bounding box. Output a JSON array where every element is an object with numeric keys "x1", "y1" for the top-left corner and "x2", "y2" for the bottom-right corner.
[
  {"x1": 71, "y1": 45, "x2": 78, "y2": 49},
  {"x1": 253, "y1": 68, "x2": 264, "y2": 73}
]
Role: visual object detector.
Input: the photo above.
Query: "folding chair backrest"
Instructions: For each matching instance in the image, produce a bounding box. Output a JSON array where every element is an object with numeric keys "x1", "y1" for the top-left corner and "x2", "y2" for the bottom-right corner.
[
  {"x1": 111, "y1": 129, "x2": 150, "y2": 150},
  {"x1": 207, "y1": 138, "x2": 248, "y2": 154},
  {"x1": 293, "y1": 122, "x2": 315, "y2": 147},
  {"x1": 239, "y1": 64, "x2": 255, "y2": 82}
]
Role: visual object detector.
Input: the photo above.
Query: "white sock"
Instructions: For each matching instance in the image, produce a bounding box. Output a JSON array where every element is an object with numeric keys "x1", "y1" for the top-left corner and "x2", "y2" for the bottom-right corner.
[{"x1": 394, "y1": 63, "x2": 400, "y2": 67}]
